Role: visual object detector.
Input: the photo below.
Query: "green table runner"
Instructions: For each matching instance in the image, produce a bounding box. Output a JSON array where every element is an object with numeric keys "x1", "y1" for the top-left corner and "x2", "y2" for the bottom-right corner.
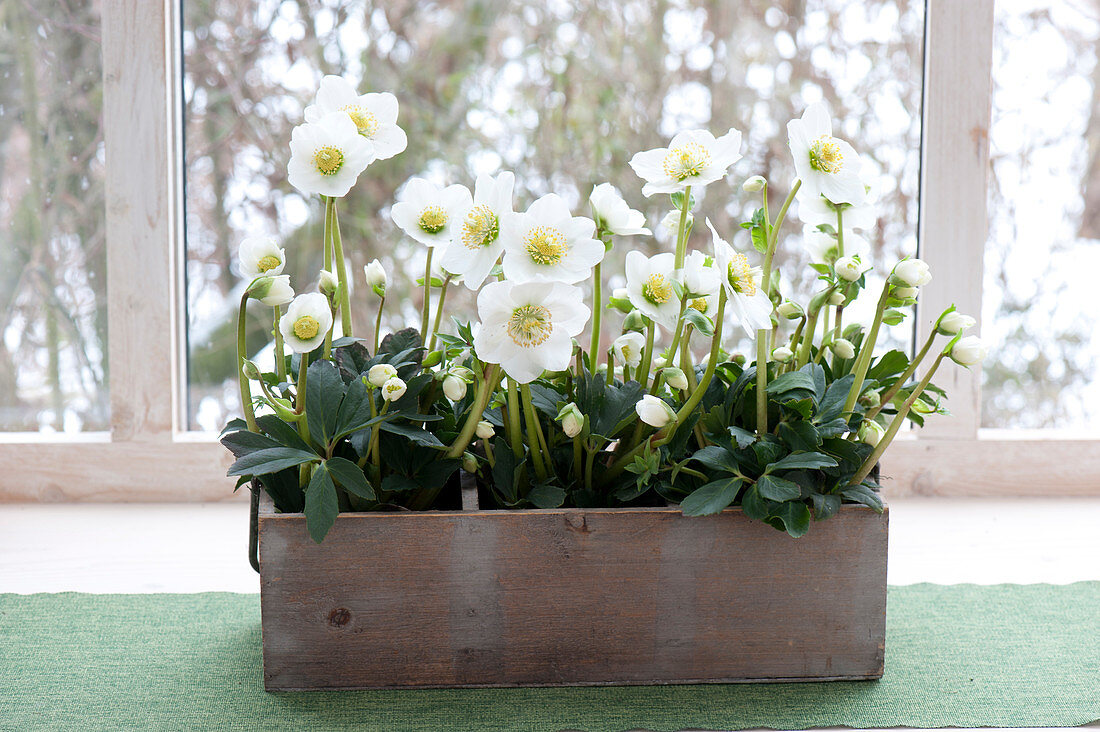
[{"x1": 1, "y1": 583, "x2": 1098, "y2": 731}]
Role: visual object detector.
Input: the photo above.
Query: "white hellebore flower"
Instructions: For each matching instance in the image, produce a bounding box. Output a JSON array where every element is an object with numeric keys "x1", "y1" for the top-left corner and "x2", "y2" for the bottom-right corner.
[
  {"x1": 858, "y1": 420, "x2": 885, "y2": 447},
  {"x1": 625, "y1": 251, "x2": 681, "y2": 330},
  {"x1": 589, "y1": 183, "x2": 651, "y2": 236},
  {"x1": 659, "y1": 210, "x2": 693, "y2": 242},
  {"x1": 318, "y1": 269, "x2": 339, "y2": 296},
  {"x1": 440, "y1": 172, "x2": 515, "y2": 291},
  {"x1": 250, "y1": 275, "x2": 294, "y2": 307},
  {"x1": 363, "y1": 260, "x2": 387, "y2": 289},
  {"x1": 368, "y1": 363, "x2": 397, "y2": 387},
  {"x1": 381, "y1": 376, "x2": 407, "y2": 402},
  {"x1": 772, "y1": 345, "x2": 795, "y2": 363},
  {"x1": 278, "y1": 293, "x2": 333, "y2": 354},
  {"x1": 834, "y1": 256, "x2": 863, "y2": 282},
  {"x1": 949, "y1": 336, "x2": 988, "y2": 367},
  {"x1": 475, "y1": 420, "x2": 495, "y2": 440},
  {"x1": 238, "y1": 237, "x2": 286, "y2": 279},
  {"x1": 287, "y1": 111, "x2": 374, "y2": 198},
  {"x1": 613, "y1": 332, "x2": 646, "y2": 369},
  {"x1": 390, "y1": 177, "x2": 473, "y2": 248},
  {"x1": 558, "y1": 403, "x2": 585, "y2": 438},
  {"x1": 629, "y1": 128, "x2": 743, "y2": 197},
  {"x1": 635, "y1": 394, "x2": 676, "y2": 428},
  {"x1": 797, "y1": 193, "x2": 876, "y2": 231},
  {"x1": 938, "y1": 311, "x2": 977, "y2": 336},
  {"x1": 706, "y1": 219, "x2": 772, "y2": 334},
  {"x1": 473, "y1": 280, "x2": 590, "y2": 384},
  {"x1": 802, "y1": 225, "x2": 870, "y2": 265},
  {"x1": 304, "y1": 75, "x2": 407, "y2": 160},
  {"x1": 788, "y1": 102, "x2": 865, "y2": 205},
  {"x1": 442, "y1": 373, "x2": 468, "y2": 402},
  {"x1": 893, "y1": 258, "x2": 932, "y2": 288},
  {"x1": 682, "y1": 249, "x2": 721, "y2": 318},
  {"x1": 501, "y1": 193, "x2": 604, "y2": 284}
]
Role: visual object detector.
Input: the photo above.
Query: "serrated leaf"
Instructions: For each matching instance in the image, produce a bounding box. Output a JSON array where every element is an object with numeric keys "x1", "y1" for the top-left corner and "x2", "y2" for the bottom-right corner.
[
  {"x1": 765, "y1": 370, "x2": 817, "y2": 398},
  {"x1": 220, "y1": 429, "x2": 282, "y2": 459},
  {"x1": 777, "y1": 421, "x2": 821, "y2": 452},
  {"x1": 256, "y1": 415, "x2": 312, "y2": 452},
  {"x1": 867, "y1": 350, "x2": 909, "y2": 381},
  {"x1": 811, "y1": 493, "x2": 842, "y2": 521},
  {"x1": 680, "y1": 478, "x2": 742, "y2": 516},
  {"x1": 840, "y1": 483, "x2": 885, "y2": 512},
  {"x1": 378, "y1": 327, "x2": 423, "y2": 358},
  {"x1": 728, "y1": 425, "x2": 757, "y2": 449},
  {"x1": 527, "y1": 484, "x2": 566, "y2": 508},
  {"x1": 766, "y1": 451, "x2": 838, "y2": 472},
  {"x1": 740, "y1": 484, "x2": 771, "y2": 520},
  {"x1": 689, "y1": 445, "x2": 741, "y2": 475},
  {"x1": 817, "y1": 374, "x2": 855, "y2": 423},
  {"x1": 227, "y1": 447, "x2": 319, "y2": 476},
  {"x1": 379, "y1": 421, "x2": 445, "y2": 447},
  {"x1": 305, "y1": 359, "x2": 345, "y2": 447},
  {"x1": 324, "y1": 457, "x2": 375, "y2": 501},
  {"x1": 304, "y1": 462, "x2": 339, "y2": 544},
  {"x1": 768, "y1": 501, "x2": 811, "y2": 538},
  {"x1": 757, "y1": 474, "x2": 802, "y2": 501}
]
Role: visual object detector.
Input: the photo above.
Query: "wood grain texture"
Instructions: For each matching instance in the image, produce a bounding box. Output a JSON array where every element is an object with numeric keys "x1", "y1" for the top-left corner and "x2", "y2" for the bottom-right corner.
[
  {"x1": 916, "y1": 0, "x2": 995, "y2": 440},
  {"x1": 259, "y1": 498, "x2": 889, "y2": 690},
  {"x1": 103, "y1": 0, "x2": 179, "y2": 440}
]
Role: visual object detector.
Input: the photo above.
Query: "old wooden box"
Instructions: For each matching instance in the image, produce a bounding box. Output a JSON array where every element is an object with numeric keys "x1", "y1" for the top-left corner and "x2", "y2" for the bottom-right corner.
[{"x1": 258, "y1": 494, "x2": 888, "y2": 691}]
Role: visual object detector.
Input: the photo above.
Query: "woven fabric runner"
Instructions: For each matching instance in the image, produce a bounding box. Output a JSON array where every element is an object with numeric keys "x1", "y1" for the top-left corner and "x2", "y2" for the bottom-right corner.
[{"x1": 1, "y1": 583, "x2": 1097, "y2": 731}]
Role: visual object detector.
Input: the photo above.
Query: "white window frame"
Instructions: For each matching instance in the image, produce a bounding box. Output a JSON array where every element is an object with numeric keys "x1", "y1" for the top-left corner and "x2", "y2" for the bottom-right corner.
[{"x1": 3, "y1": 0, "x2": 1098, "y2": 501}]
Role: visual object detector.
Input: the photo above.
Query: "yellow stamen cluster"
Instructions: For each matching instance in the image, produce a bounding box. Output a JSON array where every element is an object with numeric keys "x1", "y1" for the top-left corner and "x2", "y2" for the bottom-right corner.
[
  {"x1": 418, "y1": 206, "x2": 449, "y2": 234},
  {"x1": 342, "y1": 105, "x2": 380, "y2": 138},
  {"x1": 662, "y1": 142, "x2": 711, "y2": 181},
  {"x1": 642, "y1": 273, "x2": 674, "y2": 305},
  {"x1": 689, "y1": 297, "x2": 709, "y2": 313},
  {"x1": 507, "y1": 304, "x2": 553, "y2": 348},
  {"x1": 808, "y1": 135, "x2": 843, "y2": 174},
  {"x1": 727, "y1": 252, "x2": 757, "y2": 296},
  {"x1": 524, "y1": 226, "x2": 568, "y2": 266},
  {"x1": 313, "y1": 146, "x2": 344, "y2": 176},
  {"x1": 460, "y1": 205, "x2": 499, "y2": 249},
  {"x1": 257, "y1": 255, "x2": 281, "y2": 272},
  {"x1": 293, "y1": 315, "x2": 321, "y2": 341}
]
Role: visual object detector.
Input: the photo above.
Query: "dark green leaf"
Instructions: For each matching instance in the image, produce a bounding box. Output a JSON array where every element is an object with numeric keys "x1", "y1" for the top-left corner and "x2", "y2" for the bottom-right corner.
[
  {"x1": 220, "y1": 429, "x2": 281, "y2": 459},
  {"x1": 304, "y1": 463, "x2": 339, "y2": 544},
  {"x1": 767, "y1": 452, "x2": 838, "y2": 472},
  {"x1": 868, "y1": 350, "x2": 909, "y2": 381},
  {"x1": 728, "y1": 425, "x2": 757, "y2": 449},
  {"x1": 378, "y1": 328, "x2": 423, "y2": 358},
  {"x1": 681, "y1": 308, "x2": 715, "y2": 337},
  {"x1": 841, "y1": 483, "x2": 885, "y2": 513},
  {"x1": 740, "y1": 484, "x2": 771, "y2": 520},
  {"x1": 757, "y1": 474, "x2": 802, "y2": 501},
  {"x1": 777, "y1": 421, "x2": 821, "y2": 452},
  {"x1": 817, "y1": 374, "x2": 855, "y2": 423},
  {"x1": 527, "y1": 484, "x2": 566, "y2": 508},
  {"x1": 220, "y1": 418, "x2": 249, "y2": 437},
  {"x1": 256, "y1": 468, "x2": 304, "y2": 513},
  {"x1": 752, "y1": 439, "x2": 784, "y2": 467},
  {"x1": 256, "y1": 415, "x2": 312, "y2": 452},
  {"x1": 333, "y1": 376, "x2": 374, "y2": 441},
  {"x1": 680, "y1": 478, "x2": 742, "y2": 516},
  {"x1": 766, "y1": 370, "x2": 817, "y2": 398},
  {"x1": 379, "y1": 421, "x2": 445, "y2": 448},
  {"x1": 305, "y1": 359, "x2": 345, "y2": 447},
  {"x1": 810, "y1": 493, "x2": 842, "y2": 521},
  {"x1": 689, "y1": 445, "x2": 740, "y2": 475},
  {"x1": 227, "y1": 447, "x2": 319, "y2": 476},
  {"x1": 815, "y1": 418, "x2": 849, "y2": 439},
  {"x1": 324, "y1": 457, "x2": 375, "y2": 501},
  {"x1": 769, "y1": 501, "x2": 811, "y2": 538},
  {"x1": 381, "y1": 474, "x2": 419, "y2": 493}
]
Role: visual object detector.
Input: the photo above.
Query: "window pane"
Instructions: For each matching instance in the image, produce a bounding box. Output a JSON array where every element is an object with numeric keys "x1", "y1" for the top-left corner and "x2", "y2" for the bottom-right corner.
[
  {"x1": 983, "y1": 0, "x2": 1100, "y2": 429},
  {"x1": 0, "y1": 3, "x2": 108, "y2": 432},
  {"x1": 183, "y1": 0, "x2": 923, "y2": 431}
]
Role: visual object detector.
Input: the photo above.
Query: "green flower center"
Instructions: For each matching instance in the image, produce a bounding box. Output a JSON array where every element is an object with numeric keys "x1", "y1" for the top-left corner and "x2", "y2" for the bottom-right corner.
[
  {"x1": 642, "y1": 273, "x2": 673, "y2": 305},
  {"x1": 524, "y1": 226, "x2": 567, "y2": 266},
  {"x1": 293, "y1": 315, "x2": 321, "y2": 341},
  {"x1": 507, "y1": 304, "x2": 553, "y2": 348},
  {"x1": 460, "y1": 205, "x2": 499, "y2": 249},
  {"x1": 341, "y1": 105, "x2": 380, "y2": 138},
  {"x1": 662, "y1": 142, "x2": 711, "y2": 181},
  {"x1": 808, "y1": 135, "x2": 843, "y2": 174},
  {"x1": 418, "y1": 206, "x2": 448, "y2": 234},
  {"x1": 257, "y1": 255, "x2": 281, "y2": 272},
  {"x1": 313, "y1": 146, "x2": 344, "y2": 176}
]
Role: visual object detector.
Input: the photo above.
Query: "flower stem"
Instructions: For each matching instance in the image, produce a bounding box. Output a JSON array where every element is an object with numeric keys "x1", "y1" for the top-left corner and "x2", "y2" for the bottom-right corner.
[
  {"x1": 327, "y1": 197, "x2": 353, "y2": 337},
  {"x1": 272, "y1": 305, "x2": 287, "y2": 383},
  {"x1": 322, "y1": 196, "x2": 333, "y2": 271},
  {"x1": 674, "y1": 185, "x2": 692, "y2": 269},
  {"x1": 427, "y1": 276, "x2": 450, "y2": 353},
  {"x1": 236, "y1": 291, "x2": 258, "y2": 432},
  {"x1": 444, "y1": 364, "x2": 501, "y2": 461},
  {"x1": 865, "y1": 327, "x2": 938, "y2": 422},
  {"x1": 419, "y1": 248, "x2": 434, "y2": 342},
  {"x1": 520, "y1": 384, "x2": 550, "y2": 481},
  {"x1": 572, "y1": 436, "x2": 583, "y2": 484},
  {"x1": 589, "y1": 259, "x2": 603, "y2": 371},
  {"x1": 850, "y1": 351, "x2": 946, "y2": 486},
  {"x1": 373, "y1": 295, "x2": 385, "y2": 354},
  {"x1": 369, "y1": 401, "x2": 389, "y2": 468},
  {"x1": 506, "y1": 377, "x2": 524, "y2": 463},
  {"x1": 836, "y1": 206, "x2": 845, "y2": 259},
  {"x1": 295, "y1": 359, "x2": 312, "y2": 487},
  {"x1": 652, "y1": 299, "x2": 688, "y2": 394},
  {"x1": 843, "y1": 280, "x2": 892, "y2": 416},
  {"x1": 635, "y1": 320, "x2": 656, "y2": 391}
]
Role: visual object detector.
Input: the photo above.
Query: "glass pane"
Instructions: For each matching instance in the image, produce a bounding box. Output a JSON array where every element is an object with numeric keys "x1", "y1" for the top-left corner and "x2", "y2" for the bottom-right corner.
[
  {"x1": 0, "y1": 3, "x2": 108, "y2": 432},
  {"x1": 983, "y1": 0, "x2": 1100, "y2": 429},
  {"x1": 183, "y1": 0, "x2": 923, "y2": 431}
]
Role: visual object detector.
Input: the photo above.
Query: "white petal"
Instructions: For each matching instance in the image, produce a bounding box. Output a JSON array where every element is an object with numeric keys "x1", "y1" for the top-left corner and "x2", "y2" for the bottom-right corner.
[
  {"x1": 801, "y1": 102, "x2": 833, "y2": 139},
  {"x1": 316, "y1": 76, "x2": 357, "y2": 113},
  {"x1": 361, "y1": 92, "x2": 399, "y2": 125},
  {"x1": 371, "y1": 125, "x2": 407, "y2": 160},
  {"x1": 628, "y1": 148, "x2": 667, "y2": 182}
]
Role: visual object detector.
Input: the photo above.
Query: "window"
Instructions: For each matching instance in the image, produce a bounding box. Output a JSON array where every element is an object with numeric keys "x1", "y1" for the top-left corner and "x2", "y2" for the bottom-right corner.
[{"x1": 3, "y1": 0, "x2": 1098, "y2": 501}]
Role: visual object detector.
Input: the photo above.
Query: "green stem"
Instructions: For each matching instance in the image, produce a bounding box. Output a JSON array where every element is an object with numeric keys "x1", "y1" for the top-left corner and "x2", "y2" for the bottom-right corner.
[
  {"x1": 273, "y1": 305, "x2": 287, "y2": 383},
  {"x1": 427, "y1": 276, "x2": 450, "y2": 353},
  {"x1": 444, "y1": 365, "x2": 502, "y2": 461},
  {"x1": 836, "y1": 206, "x2": 845, "y2": 259},
  {"x1": 573, "y1": 436, "x2": 583, "y2": 484},
  {"x1": 635, "y1": 321, "x2": 656, "y2": 391},
  {"x1": 323, "y1": 196, "x2": 333, "y2": 272},
  {"x1": 295, "y1": 360, "x2": 312, "y2": 487},
  {"x1": 373, "y1": 295, "x2": 385, "y2": 354},
  {"x1": 843, "y1": 281, "x2": 892, "y2": 415},
  {"x1": 589, "y1": 260, "x2": 603, "y2": 370},
  {"x1": 866, "y1": 328, "x2": 938, "y2": 422},
  {"x1": 652, "y1": 299, "x2": 688, "y2": 394},
  {"x1": 329, "y1": 198, "x2": 353, "y2": 337},
  {"x1": 674, "y1": 185, "x2": 692, "y2": 269},
  {"x1": 520, "y1": 384, "x2": 550, "y2": 481},
  {"x1": 506, "y1": 378, "x2": 524, "y2": 463},
  {"x1": 796, "y1": 306, "x2": 821, "y2": 367},
  {"x1": 420, "y1": 248, "x2": 433, "y2": 341},
  {"x1": 236, "y1": 291, "x2": 258, "y2": 432},
  {"x1": 369, "y1": 401, "x2": 389, "y2": 467},
  {"x1": 850, "y1": 351, "x2": 946, "y2": 486}
]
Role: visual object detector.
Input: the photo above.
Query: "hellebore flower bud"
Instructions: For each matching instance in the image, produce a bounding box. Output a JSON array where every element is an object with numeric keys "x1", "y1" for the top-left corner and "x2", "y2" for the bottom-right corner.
[
  {"x1": 635, "y1": 394, "x2": 676, "y2": 428},
  {"x1": 368, "y1": 364, "x2": 397, "y2": 387}
]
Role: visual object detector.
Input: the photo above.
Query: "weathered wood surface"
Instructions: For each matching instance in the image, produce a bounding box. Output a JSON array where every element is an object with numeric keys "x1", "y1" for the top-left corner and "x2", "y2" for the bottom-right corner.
[{"x1": 259, "y1": 496, "x2": 888, "y2": 690}]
